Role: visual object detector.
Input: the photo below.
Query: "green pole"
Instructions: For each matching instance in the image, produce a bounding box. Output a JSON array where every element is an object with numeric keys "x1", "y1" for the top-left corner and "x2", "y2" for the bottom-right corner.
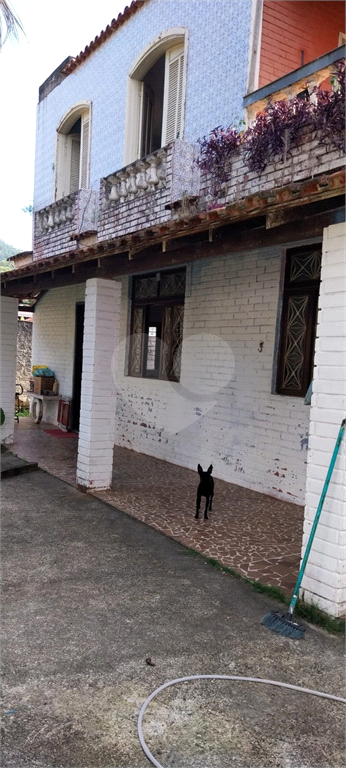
[{"x1": 288, "y1": 418, "x2": 345, "y2": 617}]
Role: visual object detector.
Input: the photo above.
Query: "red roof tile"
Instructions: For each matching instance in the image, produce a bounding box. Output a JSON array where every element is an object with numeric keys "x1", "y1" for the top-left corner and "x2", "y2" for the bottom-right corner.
[{"x1": 63, "y1": 0, "x2": 147, "y2": 75}]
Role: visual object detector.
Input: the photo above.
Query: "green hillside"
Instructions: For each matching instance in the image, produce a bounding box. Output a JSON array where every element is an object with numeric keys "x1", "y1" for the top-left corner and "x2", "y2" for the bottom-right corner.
[
  {"x1": 0, "y1": 239, "x2": 21, "y2": 261},
  {"x1": 0, "y1": 240, "x2": 21, "y2": 272}
]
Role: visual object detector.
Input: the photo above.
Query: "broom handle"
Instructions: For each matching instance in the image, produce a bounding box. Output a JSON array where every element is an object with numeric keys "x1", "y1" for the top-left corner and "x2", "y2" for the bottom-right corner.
[{"x1": 288, "y1": 418, "x2": 345, "y2": 617}]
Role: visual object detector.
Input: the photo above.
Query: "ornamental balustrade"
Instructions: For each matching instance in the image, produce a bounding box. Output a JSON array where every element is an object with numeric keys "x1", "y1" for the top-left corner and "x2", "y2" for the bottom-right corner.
[
  {"x1": 35, "y1": 189, "x2": 98, "y2": 237},
  {"x1": 34, "y1": 189, "x2": 99, "y2": 260},
  {"x1": 35, "y1": 195, "x2": 77, "y2": 235},
  {"x1": 103, "y1": 147, "x2": 168, "y2": 206}
]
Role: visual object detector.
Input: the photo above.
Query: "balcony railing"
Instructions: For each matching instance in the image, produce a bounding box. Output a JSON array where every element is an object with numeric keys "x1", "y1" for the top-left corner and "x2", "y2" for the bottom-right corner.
[
  {"x1": 102, "y1": 147, "x2": 168, "y2": 206},
  {"x1": 36, "y1": 198, "x2": 75, "y2": 234},
  {"x1": 98, "y1": 140, "x2": 200, "y2": 241},
  {"x1": 32, "y1": 129, "x2": 344, "y2": 261},
  {"x1": 34, "y1": 189, "x2": 98, "y2": 260}
]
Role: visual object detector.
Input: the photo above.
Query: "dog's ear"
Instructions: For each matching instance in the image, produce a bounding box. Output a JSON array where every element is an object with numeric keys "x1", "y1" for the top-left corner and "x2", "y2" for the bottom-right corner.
[
  {"x1": 197, "y1": 464, "x2": 203, "y2": 475},
  {"x1": 207, "y1": 464, "x2": 213, "y2": 474}
]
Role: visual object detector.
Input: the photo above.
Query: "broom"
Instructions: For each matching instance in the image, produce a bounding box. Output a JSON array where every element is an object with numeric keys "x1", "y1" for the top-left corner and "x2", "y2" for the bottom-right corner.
[{"x1": 261, "y1": 418, "x2": 345, "y2": 639}]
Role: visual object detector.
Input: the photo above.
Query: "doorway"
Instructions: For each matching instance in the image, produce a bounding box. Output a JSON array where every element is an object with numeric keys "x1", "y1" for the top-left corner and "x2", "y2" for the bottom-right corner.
[{"x1": 71, "y1": 302, "x2": 85, "y2": 431}]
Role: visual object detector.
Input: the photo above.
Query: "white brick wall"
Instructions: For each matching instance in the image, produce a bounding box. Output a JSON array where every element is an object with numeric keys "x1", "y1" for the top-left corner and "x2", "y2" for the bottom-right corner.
[
  {"x1": 301, "y1": 222, "x2": 346, "y2": 618},
  {"x1": 31, "y1": 284, "x2": 85, "y2": 423},
  {"x1": 0, "y1": 297, "x2": 18, "y2": 444},
  {"x1": 77, "y1": 278, "x2": 121, "y2": 490},
  {"x1": 114, "y1": 245, "x2": 311, "y2": 503},
  {"x1": 201, "y1": 137, "x2": 344, "y2": 207}
]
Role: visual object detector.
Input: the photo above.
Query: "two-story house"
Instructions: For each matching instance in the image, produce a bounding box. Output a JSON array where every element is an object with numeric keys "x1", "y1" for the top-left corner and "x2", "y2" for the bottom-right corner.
[{"x1": 1, "y1": 0, "x2": 345, "y2": 617}]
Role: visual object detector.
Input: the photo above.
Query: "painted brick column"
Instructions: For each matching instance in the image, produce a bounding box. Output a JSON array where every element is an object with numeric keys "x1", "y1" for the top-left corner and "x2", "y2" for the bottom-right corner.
[
  {"x1": 302, "y1": 222, "x2": 346, "y2": 617},
  {"x1": 76, "y1": 278, "x2": 121, "y2": 490},
  {"x1": 0, "y1": 297, "x2": 18, "y2": 445}
]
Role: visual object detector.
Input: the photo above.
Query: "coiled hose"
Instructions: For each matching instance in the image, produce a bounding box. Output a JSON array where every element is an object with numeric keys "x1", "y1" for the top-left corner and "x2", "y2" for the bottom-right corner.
[{"x1": 138, "y1": 674, "x2": 346, "y2": 768}]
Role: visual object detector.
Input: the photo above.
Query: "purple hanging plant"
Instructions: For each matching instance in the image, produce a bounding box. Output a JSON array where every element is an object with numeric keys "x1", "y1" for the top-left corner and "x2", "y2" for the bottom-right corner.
[
  {"x1": 198, "y1": 125, "x2": 241, "y2": 191},
  {"x1": 312, "y1": 59, "x2": 345, "y2": 151},
  {"x1": 196, "y1": 58, "x2": 345, "y2": 192},
  {"x1": 242, "y1": 95, "x2": 313, "y2": 174}
]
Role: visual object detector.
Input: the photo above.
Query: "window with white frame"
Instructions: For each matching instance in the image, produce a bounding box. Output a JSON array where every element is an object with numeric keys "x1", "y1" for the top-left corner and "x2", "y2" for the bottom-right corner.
[
  {"x1": 139, "y1": 44, "x2": 185, "y2": 158},
  {"x1": 125, "y1": 32, "x2": 186, "y2": 165},
  {"x1": 55, "y1": 105, "x2": 91, "y2": 201}
]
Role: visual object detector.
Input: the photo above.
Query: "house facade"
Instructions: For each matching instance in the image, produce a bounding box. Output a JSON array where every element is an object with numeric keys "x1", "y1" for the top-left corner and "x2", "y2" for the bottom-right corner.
[{"x1": 1, "y1": 0, "x2": 345, "y2": 617}]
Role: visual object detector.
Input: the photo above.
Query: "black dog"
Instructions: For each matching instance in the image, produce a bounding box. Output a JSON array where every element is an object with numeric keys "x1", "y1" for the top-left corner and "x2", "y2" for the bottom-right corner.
[{"x1": 195, "y1": 464, "x2": 214, "y2": 519}]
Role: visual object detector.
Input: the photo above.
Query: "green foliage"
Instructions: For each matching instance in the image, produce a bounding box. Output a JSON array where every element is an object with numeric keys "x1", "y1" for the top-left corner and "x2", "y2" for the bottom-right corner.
[
  {"x1": 0, "y1": 260, "x2": 15, "y2": 272},
  {"x1": 0, "y1": 239, "x2": 21, "y2": 272},
  {"x1": 0, "y1": 239, "x2": 20, "y2": 260},
  {"x1": 18, "y1": 409, "x2": 30, "y2": 417},
  {"x1": 22, "y1": 203, "x2": 33, "y2": 215}
]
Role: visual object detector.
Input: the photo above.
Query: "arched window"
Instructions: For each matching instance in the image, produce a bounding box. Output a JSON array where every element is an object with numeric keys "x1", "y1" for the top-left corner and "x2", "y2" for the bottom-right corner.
[
  {"x1": 124, "y1": 30, "x2": 187, "y2": 165},
  {"x1": 55, "y1": 103, "x2": 91, "y2": 201}
]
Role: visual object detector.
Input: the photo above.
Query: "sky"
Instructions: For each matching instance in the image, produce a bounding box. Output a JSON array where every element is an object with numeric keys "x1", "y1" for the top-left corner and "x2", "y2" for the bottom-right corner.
[{"x1": 0, "y1": 0, "x2": 127, "y2": 252}]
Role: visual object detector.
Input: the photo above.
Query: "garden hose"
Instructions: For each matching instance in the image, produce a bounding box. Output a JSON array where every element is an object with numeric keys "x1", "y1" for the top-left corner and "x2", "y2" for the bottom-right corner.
[{"x1": 138, "y1": 674, "x2": 346, "y2": 768}]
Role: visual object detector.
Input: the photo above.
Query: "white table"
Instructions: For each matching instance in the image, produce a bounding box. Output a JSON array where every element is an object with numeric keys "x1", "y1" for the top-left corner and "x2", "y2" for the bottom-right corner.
[{"x1": 24, "y1": 392, "x2": 60, "y2": 423}]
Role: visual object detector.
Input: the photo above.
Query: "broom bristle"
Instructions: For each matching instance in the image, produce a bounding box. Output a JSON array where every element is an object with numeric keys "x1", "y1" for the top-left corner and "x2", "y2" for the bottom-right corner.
[{"x1": 261, "y1": 609, "x2": 306, "y2": 639}]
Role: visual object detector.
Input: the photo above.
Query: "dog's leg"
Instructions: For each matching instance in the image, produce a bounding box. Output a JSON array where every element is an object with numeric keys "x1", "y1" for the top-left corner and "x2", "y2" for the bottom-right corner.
[
  {"x1": 204, "y1": 496, "x2": 209, "y2": 520},
  {"x1": 195, "y1": 492, "x2": 201, "y2": 519},
  {"x1": 209, "y1": 491, "x2": 213, "y2": 511}
]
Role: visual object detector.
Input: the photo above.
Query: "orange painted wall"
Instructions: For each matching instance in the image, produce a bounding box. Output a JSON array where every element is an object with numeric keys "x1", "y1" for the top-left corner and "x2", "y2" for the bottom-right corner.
[{"x1": 259, "y1": 1, "x2": 345, "y2": 87}]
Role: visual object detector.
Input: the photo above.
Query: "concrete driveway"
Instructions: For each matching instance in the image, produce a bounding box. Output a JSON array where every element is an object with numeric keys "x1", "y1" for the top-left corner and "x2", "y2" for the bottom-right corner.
[{"x1": 1, "y1": 470, "x2": 345, "y2": 768}]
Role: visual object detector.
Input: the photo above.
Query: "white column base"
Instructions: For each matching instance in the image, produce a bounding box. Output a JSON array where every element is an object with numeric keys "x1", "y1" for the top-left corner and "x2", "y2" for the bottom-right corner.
[
  {"x1": 76, "y1": 278, "x2": 121, "y2": 491},
  {"x1": 302, "y1": 222, "x2": 346, "y2": 618}
]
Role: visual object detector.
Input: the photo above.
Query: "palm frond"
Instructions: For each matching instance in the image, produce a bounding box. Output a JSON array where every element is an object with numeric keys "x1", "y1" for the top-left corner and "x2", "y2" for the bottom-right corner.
[{"x1": 0, "y1": 0, "x2": 25, "y2": 48}]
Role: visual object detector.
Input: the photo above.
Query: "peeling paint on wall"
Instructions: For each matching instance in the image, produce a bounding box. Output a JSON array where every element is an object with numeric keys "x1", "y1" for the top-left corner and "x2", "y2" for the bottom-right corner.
[{"x1": 113, "y1": 251, "x2": 311, "y2": 503}]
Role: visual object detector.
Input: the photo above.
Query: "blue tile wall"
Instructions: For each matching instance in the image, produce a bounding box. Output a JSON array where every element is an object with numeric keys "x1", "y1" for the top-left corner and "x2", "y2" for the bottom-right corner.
[{"x1": 34, "y1": 0, "x2": 252, "y2": 211}]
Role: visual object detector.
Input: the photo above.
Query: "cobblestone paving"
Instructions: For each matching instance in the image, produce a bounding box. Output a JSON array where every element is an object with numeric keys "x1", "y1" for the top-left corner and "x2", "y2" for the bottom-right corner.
[{"x1": 11, "y1": 419, "x2": 303, "y2": 594}]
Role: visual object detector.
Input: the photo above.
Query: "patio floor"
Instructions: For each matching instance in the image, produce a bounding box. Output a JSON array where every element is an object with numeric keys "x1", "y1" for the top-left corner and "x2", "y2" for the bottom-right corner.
[{"x1": 9, "y1": 418, "x2": 304, "y2": 595}]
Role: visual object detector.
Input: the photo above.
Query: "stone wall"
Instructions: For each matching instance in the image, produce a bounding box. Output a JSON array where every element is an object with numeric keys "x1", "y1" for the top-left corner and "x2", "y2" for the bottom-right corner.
[
  {"x1": 0, "y1": 297, "x2": 18, "y2": 444},
  {"x1": 16, "y1": 320, "x2": 33, "y2": 403}
]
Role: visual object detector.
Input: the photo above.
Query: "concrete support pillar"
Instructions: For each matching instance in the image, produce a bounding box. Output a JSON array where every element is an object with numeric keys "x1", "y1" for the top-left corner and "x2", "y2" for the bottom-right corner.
[
  {"x1": 0, "y1": 297, "x2": 18, "y2": 445},
  {"x1": 76, "y1": 278, "x2": 121, "y2": 491},
  {"x1": 302, "y1": 222, "x2": 346, "y2": 617}
]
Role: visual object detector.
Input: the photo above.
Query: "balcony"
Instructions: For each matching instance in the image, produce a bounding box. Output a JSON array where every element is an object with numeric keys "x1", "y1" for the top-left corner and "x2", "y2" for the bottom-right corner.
[
  {"x1": 33, "y1": 189, "x2": 98, "y2": 261},
  {"x1": 244, "y1": 45, "x2": 345, "y2": 124},
  {"x1": 33, "y1": 141, "x2": 200, "y2": 260},
  {"x1": 98, "y1": 140, "x2": 200, "y2": 242},
  {"x1": 32, "y1": 110, "x2": 344, "y2": 263}
]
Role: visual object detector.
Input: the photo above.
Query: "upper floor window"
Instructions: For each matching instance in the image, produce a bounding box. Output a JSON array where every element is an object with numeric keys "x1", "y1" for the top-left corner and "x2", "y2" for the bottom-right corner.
[
  {"x1": 55, "y1": 104, "x2": 91, "y2": 200},
  {"x1": 276, "y1": 244, "x2": 321, "y2": 397},
  {"x1": 125, "y1": 31, "x2": 186, "y2": 165},
  {"x1": 140, "y1": 44, "x2": 184, "y2": 157}
]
